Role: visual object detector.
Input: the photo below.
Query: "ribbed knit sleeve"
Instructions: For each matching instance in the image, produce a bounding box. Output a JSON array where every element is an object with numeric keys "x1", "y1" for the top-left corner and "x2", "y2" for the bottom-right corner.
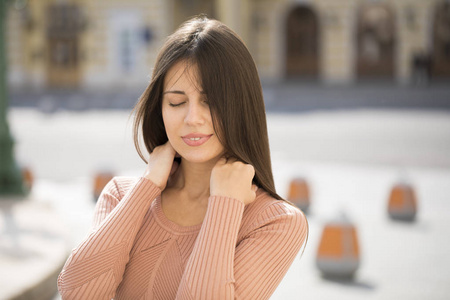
[
  {"x1": 177, "y1": 196, "x2": 245, "y2": 299},
  {"x1": 233, "y1": 202, "x2": 307, "y2": 299},
  {"x1": 57, "y1": 177, "x2": 161, "y2": 300},
  {"x1": 176, "y1": 196, "x2": 307, "y2": 300}
]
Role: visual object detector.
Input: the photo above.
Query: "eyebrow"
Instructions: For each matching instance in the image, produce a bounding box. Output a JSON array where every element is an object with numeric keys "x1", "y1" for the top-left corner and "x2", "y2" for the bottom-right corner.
[
  {"x1": 163, "y1": 90, "x2": 185, "y2": 95},
  {"x1": 163, "y1": 90, "x2": 207, "y2": 95}
]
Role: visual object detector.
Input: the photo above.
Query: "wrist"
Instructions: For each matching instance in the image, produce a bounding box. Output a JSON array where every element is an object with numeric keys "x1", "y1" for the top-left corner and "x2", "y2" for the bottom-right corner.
[
  {"x1": 143, "y1": 174, "x2": 164, "y2": 191},
  {"x1": 210, "y1": 192, "x2": 244, "y2": 204}
]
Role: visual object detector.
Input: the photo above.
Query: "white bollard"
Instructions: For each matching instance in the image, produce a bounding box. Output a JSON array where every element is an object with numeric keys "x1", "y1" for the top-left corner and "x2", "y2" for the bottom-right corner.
[
  {"x1": 316, "y1": 214, "x2": 360, "y2": 279},
  {"x1": 388, "y1": 182, "x2": 418, "y2": 222},
  {"x1": 287, "y1": 177, "x2": 310, "y2": 213}
]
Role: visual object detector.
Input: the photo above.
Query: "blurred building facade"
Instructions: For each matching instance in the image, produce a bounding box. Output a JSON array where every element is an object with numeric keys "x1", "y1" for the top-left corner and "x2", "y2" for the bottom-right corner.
[{"x1": 6, "y1": 0, "x2": 450, "y2": 90}]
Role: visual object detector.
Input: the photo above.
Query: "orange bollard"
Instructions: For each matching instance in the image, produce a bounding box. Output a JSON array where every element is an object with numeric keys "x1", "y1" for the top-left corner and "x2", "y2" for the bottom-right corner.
[
  {"x1": 387, "y1": 183, "x2": 417, "y2": 222},
  {"x1": 316, "y1": 215, "x2": 360, "y2": 279},
  {"x1": 22, "y1": 166, "x2": 34, "y2": 192},
  {"x1": 287, "y1": 177, "x2": 310, "y2": 212},
  {"x1": 93, "y1": 171, "x2": 114, "y2": 202}
]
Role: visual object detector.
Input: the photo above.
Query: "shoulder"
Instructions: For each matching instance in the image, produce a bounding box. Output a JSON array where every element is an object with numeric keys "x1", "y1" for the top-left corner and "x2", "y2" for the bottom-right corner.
[{"x1": 242, "y1": 189, "x2": 308, "y2": 235}]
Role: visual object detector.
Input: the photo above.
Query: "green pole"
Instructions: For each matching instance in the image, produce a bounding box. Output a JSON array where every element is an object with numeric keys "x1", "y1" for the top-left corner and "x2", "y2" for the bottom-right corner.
[{"x1": 0, "y1": 0, "x2": 25, "y2": 196}]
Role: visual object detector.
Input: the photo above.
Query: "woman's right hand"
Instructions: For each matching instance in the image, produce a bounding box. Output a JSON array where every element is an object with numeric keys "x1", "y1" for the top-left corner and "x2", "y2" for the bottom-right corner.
[{"x1": 143, "y1": 142, "x2": 178, "y2": 190}]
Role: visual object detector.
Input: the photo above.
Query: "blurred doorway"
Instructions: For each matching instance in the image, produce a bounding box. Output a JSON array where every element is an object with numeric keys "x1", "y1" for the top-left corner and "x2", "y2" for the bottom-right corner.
[
  {"x1": 432, "y1": 2, "x2": 450, "y2": 78},
  {"x1": 356, "y1": 4, "x2": 395, "y2": 80},
  {"x1": 285, "y1": 6, "x2": 319, "y2": 79},
  {"x1": 46, "y1": 4, "x2": 82, "y2": 88}
]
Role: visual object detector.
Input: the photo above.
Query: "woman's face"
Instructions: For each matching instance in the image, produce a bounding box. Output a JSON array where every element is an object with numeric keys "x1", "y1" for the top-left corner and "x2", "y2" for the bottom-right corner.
[{"x1": 162, "y1": 60, "x2": 225, "y2": 164}]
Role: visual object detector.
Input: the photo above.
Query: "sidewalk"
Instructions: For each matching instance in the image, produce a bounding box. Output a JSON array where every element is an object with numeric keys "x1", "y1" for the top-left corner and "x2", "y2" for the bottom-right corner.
[
  {"x1": 0, "y1": 196, "x2": 69, "y2": 300},
  {"x1": 4, "y1": 107, "x2": 450, "y2": 299}
]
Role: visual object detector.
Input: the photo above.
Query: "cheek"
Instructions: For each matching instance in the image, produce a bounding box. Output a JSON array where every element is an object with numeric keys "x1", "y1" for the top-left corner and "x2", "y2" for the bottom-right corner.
[
  {"x1": 162, "y1": 110, "x2": 180, "y2": 140},
  {"x1": 162, "y1": 112, "x2": 172, "y2": 139},
  {"x1": 209, "y1": 111, "x2": 221, "y2": 135}
]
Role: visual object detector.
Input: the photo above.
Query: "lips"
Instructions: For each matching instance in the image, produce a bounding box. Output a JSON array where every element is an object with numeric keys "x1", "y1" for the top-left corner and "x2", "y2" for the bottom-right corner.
[{"x1": 181, "y1": 133, "x2": 213, "y2": 147}]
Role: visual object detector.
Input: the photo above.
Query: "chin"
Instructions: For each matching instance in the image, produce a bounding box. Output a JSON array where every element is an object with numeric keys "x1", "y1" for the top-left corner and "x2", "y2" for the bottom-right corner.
[{"x1": 179, "y1": 151, "x2": 220, "y2": 164}]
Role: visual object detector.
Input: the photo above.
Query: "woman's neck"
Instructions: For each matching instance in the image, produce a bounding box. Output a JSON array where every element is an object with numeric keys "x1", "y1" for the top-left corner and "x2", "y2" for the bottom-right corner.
[{"x1": 168, "y1": 158, "x2": 218, "y2": 201}]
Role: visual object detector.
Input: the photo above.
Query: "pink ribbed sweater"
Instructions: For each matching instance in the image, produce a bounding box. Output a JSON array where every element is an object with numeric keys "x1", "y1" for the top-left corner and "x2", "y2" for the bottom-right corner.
[{"x1": 58, "y1": 176, "x2": 307, "y2": 299}]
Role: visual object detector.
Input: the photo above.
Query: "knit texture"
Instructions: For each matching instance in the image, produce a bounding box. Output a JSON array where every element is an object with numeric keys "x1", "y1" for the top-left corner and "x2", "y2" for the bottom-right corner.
[{"x1": 58, "y1": 176, "x2": 308, "y2": 299}]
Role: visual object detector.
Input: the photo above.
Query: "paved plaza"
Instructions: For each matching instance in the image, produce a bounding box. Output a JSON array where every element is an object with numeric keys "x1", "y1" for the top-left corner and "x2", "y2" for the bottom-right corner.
[{"x1": 2, "y1": 84, "x2": 450, "y2": 299}]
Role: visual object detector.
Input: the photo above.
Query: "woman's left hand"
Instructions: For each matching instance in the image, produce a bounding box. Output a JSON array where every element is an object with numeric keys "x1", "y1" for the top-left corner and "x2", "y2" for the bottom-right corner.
[{"x1": 210, "y1": 157, "x2": 257, "y2": 205}]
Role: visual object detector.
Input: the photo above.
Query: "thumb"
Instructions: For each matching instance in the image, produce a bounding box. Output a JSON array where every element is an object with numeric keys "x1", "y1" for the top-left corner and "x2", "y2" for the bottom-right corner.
[
  {"x1": 216, "y1": 157, "x2": 227, "y2": 166},
  {"x1": 170, "y1": 160, "x2": 179, "y2": 176}
]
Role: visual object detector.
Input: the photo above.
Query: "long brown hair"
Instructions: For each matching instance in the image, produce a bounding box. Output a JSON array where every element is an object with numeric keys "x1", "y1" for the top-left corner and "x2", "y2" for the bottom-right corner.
[{"x1": 133, "y1": 15, "x2": 282, "y2": 200}]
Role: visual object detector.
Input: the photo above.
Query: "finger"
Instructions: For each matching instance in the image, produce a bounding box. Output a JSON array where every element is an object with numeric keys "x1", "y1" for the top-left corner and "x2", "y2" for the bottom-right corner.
[
  {"x1": 163, "y1": 141, "x2": 176, "y2": 154},
  {"x1": 170, "y1": 160, "x2": 179, "y2": 176},
  {"x1": 216, "y1": 157, "x2": 227, "y2": 165},
  {"x1": 225, "y1": 156, "x2": 238, "y2": 164}
]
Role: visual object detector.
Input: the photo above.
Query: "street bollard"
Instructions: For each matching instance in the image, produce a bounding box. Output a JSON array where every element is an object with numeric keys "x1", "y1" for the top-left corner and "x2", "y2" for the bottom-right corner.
[
  {"x1": 287, "y1": 177, "x2": 310, "y2": 213},
  {"x1": 21, "y1": 166, "x2": 34, "y2": 193},
  {"x1": 93, "y1": 171, "x2": 114, "y2": 202},
  {"x1": 316, "y1": 214, "x2": 360, "y2": 280},
  {"x1": 387, "y1": 182, "x2": 417, "y2": 222}
]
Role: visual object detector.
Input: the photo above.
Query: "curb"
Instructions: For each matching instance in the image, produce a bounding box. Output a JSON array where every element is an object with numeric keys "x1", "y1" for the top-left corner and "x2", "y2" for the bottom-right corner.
[{"x1": 0, "y1": 198, "x2": 69, "y2": 300}]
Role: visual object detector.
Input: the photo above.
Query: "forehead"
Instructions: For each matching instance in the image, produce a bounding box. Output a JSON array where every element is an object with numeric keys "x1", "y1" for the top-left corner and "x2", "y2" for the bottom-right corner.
[{"x1": 163, "y1": 60, "x2": 202, "y2": 92}]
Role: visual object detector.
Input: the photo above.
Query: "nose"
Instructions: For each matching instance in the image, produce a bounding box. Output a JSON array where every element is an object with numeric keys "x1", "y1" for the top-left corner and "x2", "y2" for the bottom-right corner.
[{"x1": 184, "y1": 101, "x2": 206, "y2": 126}]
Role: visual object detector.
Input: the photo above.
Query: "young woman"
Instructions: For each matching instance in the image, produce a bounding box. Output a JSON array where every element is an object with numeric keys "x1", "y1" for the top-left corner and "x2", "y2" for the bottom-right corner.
[{"x1": 58, "y1": 16, "x2": 308, "y2": 299}]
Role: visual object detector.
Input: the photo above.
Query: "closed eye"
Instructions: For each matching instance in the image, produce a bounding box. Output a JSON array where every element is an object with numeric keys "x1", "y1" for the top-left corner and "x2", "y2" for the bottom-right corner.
[{"x1": 169, "y1": 102, "x2": 185, "y2": 107}]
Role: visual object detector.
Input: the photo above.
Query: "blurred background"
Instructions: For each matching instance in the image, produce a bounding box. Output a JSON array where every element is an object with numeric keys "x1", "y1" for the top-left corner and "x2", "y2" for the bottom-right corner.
[{"x1": 1, "y1": 0, "x2": 450, "y2": 299}]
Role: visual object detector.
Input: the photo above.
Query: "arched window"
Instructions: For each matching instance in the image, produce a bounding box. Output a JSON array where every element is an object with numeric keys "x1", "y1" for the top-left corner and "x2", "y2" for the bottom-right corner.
[
  {"x1": 285, "y1": 6, "x2": 319, "y2": 79},
  {"x1": 46, "y1": 4, "x2": 83, "y2": 88}
]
